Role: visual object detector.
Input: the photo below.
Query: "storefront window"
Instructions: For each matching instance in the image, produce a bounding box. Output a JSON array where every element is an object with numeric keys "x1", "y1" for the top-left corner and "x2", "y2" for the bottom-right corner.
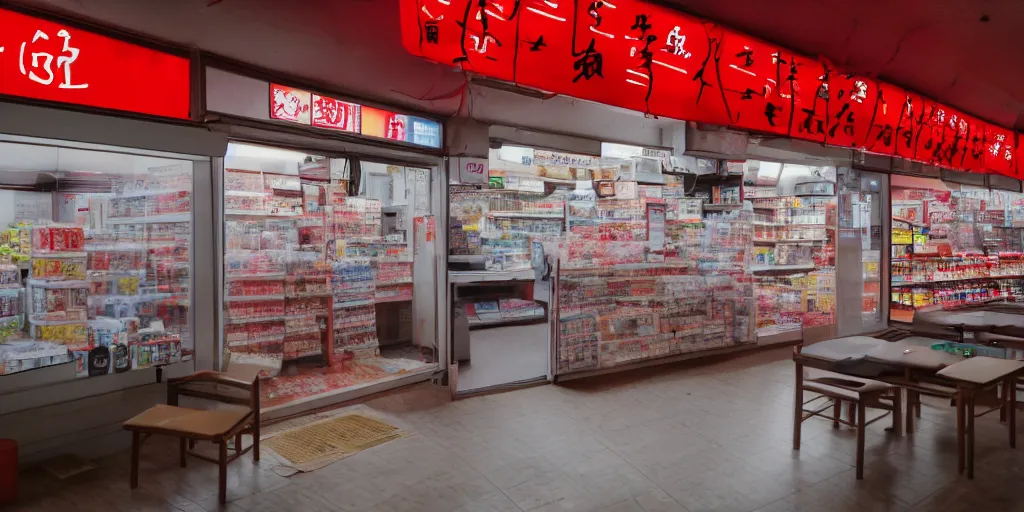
[
  {"x1": 221, "y1": 143, "x2": 436, "y2": 409},
  {"x1": 745, "y1": 162, "x2": 838, "y2": 340},
  {"x1": 0, "y1": 139, "x2": 194, "y2": 378},
  {"x1": 889, "y1": 175, "x2": 1024, "y2": 323},
  {"x1": 449, "y1": 146, "x2": 764, "y2": 385}
]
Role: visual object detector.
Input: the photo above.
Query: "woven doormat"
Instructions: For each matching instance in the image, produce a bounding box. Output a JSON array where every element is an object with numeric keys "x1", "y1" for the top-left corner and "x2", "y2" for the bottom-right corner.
[{"x1": 264, "y1": 414, "x2": 405, "y2": 472}]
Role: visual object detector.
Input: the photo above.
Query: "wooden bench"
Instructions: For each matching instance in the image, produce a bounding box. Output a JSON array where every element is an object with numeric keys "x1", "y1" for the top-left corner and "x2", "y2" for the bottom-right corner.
[
  {"x1": 123, "y1": 364, "x2": 262, "y2": 504},
  {"x1": 793, "y1": 361, "x2": 900, "y2": 479}
]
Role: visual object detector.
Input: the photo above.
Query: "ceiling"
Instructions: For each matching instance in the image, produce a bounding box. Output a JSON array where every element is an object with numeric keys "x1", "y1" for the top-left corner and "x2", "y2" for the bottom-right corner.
[{"x1": 16, "y1": 0, "x2": 1024, "y2": 139}]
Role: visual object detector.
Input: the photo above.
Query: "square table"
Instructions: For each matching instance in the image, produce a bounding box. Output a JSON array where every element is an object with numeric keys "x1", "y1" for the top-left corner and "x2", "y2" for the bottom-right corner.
[
  {"x1": 916, "y1": 310, "x2": 1024, "y2": 342},
  {"x1": 936, "y1": 357, "x2": 1024, "y2": 478}
]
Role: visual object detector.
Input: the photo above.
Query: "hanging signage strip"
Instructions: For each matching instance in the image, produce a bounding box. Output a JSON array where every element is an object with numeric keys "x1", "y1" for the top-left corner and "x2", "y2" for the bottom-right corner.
[
  {"x1": 399, "y1": 0, "x2": 1018, "y2": 177},
  {"x1": 0, "y1": 7, "x2": 191, "y2": 119},
  {"x1": 270, "y1": 83, "x2": 442, "y2": 149}
]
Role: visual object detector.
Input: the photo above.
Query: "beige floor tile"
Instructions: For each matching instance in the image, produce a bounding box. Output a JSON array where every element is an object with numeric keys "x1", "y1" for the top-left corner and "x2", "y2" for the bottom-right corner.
[{"x1": 14, "y1": 353, "x2": 1024, "y2": 511}]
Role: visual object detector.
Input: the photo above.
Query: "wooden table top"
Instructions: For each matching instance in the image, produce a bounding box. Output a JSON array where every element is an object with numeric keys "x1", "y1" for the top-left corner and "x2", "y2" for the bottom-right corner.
[
  {"x1": 863, "y1": 337, "x2": 963, "y2": 371},
  {"x1": 936, "y1": 356, "x2": 1024, "y2": 386},
  {"x1": 799, "y1": 336, "x2": 889, "y2": 363},
  {"x1": 916, "y1": 310, "x2": 1024, "y2": 337}
]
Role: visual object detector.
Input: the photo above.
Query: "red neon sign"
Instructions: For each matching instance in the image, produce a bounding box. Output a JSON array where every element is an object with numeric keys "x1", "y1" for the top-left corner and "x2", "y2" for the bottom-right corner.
[
  {"x1": 400, "y1": 0, "x2": 1019, "y2": 178},
  {"x1": 0, "y1": 8, "x2": 190, "y2": 120}
]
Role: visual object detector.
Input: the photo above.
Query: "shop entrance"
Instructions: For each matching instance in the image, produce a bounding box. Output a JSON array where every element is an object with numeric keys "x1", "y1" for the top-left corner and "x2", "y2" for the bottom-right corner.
[{"x1": 448, "y1": 145, "x2": 558, "y2": 393}]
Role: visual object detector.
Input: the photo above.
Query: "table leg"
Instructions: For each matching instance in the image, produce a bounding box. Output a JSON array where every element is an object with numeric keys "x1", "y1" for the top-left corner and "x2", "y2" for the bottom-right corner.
[
  {"x1": 130, "y1": 431, "x2": 140, "y2": 489},
  {"x1": 856, "y1": 400, "x2": 866, "y2": 480},
  {"x1": 967, "y1": 391, "x2": 976, "y2": 479},
  {"x1": 892, "y1": 388, "x2": 903, "y2": 435},
  {"x1": 906, "y1": 390, "x2": 916, "y2": 433},
  {"x1": 793, "y1": 362, "x2": 803, "y2": 451},
  {"x1": 832, "y1": 399, "x2": 841, "y2": 429},
  {"x1": 1010, "y1": 378, "x2": 1017, "y2": 449},
  {"x1": 903, "y1": 368, "x2": 914, "y2": 434},
  {"x1": 957, "y1": 389, "x2": 965, "y2": 475},
  {"x1": 1001, "y1": 379, "x2": 1009, "y2": 423}
]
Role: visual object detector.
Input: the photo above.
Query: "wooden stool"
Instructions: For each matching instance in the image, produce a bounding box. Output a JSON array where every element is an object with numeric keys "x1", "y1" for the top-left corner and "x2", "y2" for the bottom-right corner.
[
  {"x1": 794, "y1": 367, "x2": 901, "y2": 479},
  {"x1": 123, "y1": 365, "x2": 262, "y2": 504}
]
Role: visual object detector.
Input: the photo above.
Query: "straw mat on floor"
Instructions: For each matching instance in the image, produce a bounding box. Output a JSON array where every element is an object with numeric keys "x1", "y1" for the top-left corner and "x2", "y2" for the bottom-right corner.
[{"x1": 264, "y1": 414, "x2": 405, "y2": 472}]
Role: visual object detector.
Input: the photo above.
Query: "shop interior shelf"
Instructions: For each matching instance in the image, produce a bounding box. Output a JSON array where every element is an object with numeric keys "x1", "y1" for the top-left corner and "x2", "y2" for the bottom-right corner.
[
  {"x1": 486, "y1": 211, "x2": 565, "y2": 219},
  {"x1": 749, "y1": 264, "x2": 817, "y2": 273},
  {"x1": 891, "y1": 274, "x2": 1024, "y2": 286},
  {"x1": 752, "y1": 239, "x2": 828, "y2": 244},
  {"x1": 106, "y1": 213, "x2": 190, "y2": 224},
  {"x1": 467, "y1": 313, "x2": 546, "y2": 329},
  {"x1": 449, "y1": 269, "x2": 535, "y2": 283}
]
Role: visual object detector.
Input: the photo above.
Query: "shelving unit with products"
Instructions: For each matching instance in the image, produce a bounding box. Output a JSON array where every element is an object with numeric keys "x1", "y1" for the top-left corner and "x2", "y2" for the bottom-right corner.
[
  {"x1": 889, "y1": 181, "x2": 1024, "y2": 322},
  {"x1": 552, "y1": 193, "x2": 754, "y2": 376},
  {"x1": 219, "y1": 144, "x2": 438, "y2": 408},
  {"x1": 742, "y1": 163, "x2": 838, "y2": 340},
  {"x1": 222, "y1": 165, "x2": 335, "y2": 374},
  {"x1": 2, "y1": 160, "x2": 195, "y2": 378},
  {"x1": 449, "y1": 187, "x2": 566, "y2": 271}
]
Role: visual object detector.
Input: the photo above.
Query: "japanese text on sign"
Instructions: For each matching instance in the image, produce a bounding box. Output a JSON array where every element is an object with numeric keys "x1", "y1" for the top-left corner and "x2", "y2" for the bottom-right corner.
[
  {"x1": 0, "y1": 7, "x2": 190, "y2": 119},
  {"x1": 400, "y1": 0, "x2": 1020, "y2": 178}
]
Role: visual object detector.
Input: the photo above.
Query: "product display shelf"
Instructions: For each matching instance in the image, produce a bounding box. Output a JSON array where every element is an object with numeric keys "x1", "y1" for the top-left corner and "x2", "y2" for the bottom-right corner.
[
  {"x1": 890, "y1": 186, "x2": 1024, "y2": 317},
  {"x1": 283, "y1": 253, "x2": 332, "y2": 362},
  {"x1": 449, "y1": 187, "x2": 566, "y2": 271},
  {"x1": 554, "y1": 261, "x2": 751, "y2": 375},
  {"x1": 222, "y1": 234, "x2": 289, "y2": 373}
]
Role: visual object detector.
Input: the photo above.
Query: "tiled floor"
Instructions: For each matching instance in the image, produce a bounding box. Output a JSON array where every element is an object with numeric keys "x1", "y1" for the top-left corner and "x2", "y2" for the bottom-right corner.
[{"x1": 11, "y1": 349, "x2": 1024, "y2": 512}]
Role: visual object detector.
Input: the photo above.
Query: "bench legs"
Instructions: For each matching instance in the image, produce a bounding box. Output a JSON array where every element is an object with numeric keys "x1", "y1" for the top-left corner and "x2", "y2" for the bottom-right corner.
[{"x1": 218, "y1": 441, "x2": 228, "y2": 504}]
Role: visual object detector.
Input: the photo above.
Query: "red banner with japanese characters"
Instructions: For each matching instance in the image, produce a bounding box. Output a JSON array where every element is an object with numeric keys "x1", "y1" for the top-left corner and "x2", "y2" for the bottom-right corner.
[
  {"x1": 0, "y1": 7, "x2": 190, "y2": 119},
  {"x1": 400, "y1": 0, "x2": 1018, "y2": 178}
]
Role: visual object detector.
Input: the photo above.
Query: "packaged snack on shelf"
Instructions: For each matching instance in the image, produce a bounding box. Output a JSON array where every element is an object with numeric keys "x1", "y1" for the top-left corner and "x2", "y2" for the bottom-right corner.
[
  {"x1": 331, "y1": 258, "x2": 376, "y2": 307},
  {"x1": 31, "y1": 225, "x2": 86, "y2": 255},
  {"x1": 88, "y1": 318, "x2": 129, "y2": 347},
  {"x1": 30, "y1": 257, "x2": 87, "y2": 281},
  {"x1": 225, "y1": 193, "x2": 267, "y2": 214},
  {"x1": 33, "y1": 321, "x2": 89, "y2": 344},
  {"x1": 266, "y1": 193, "x2": 303, "y2": 216},
  {"x1": 0, "y1": 339, "x2": 72, "y2": 375},
  {"x1": 225, "y1": 250, "x2": 286, "y2": 276},
  {"x1": 226, "y1": 279, "x2": 285, "y2": 298},
  {"x1": 286, "y1": 297, "x2": 329, "y2": 316},
  {"x1": 0, "y1": 224, "x2": 31, "y2": 264},
  {"x1": 225, "y1": 170, "x2": 266, "y2": 193},
  {"x1": 225, "y1": 298, "x2": 286, "y2": 321},
  {"x1": 147, "y1": 191, "x2": 191, "y2": 216},
  {"x1": 265, "y1": 174, "x2": 302, "y2": 192}
]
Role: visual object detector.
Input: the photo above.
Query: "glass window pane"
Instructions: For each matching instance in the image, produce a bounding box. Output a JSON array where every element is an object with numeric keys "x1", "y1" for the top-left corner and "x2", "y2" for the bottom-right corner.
[
  {"x1": 221, "y1": 143, "x2": 436, "y2": 409},
  {"x1": 0, "y1": 141, "x2": 194, "y2": 379}
]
